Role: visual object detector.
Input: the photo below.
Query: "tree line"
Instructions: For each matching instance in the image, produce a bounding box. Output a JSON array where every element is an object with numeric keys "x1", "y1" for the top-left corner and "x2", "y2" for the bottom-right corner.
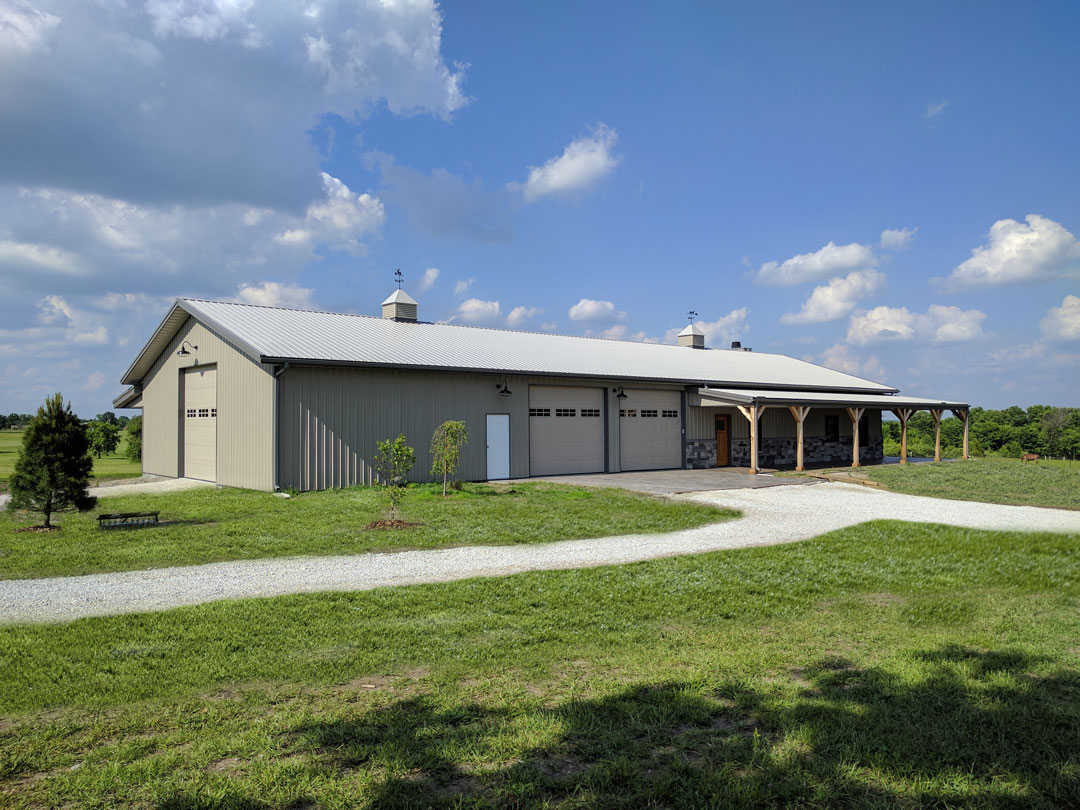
[
  {"x1": 883, "y1": 405, "x2": 1080, "y2": 459},
  {"x1": 3, "y1": 409, "x2": 141, "y2": 461}
]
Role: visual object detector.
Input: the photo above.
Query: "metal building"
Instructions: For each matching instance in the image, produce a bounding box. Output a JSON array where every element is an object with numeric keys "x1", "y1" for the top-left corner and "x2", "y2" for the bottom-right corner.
[{"x1": 113, "y1": 290, "x2": 968, "y2": 491}]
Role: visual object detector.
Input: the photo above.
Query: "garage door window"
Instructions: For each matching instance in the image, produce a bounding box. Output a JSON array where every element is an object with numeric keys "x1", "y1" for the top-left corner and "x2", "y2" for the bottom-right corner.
[
  {"x1": 641, "y1": 409, "x2": 658, "y2": 418},
  {"x1": 662, "y1": 409, "x2": 678, "y2": 418},
  {"x1": 581, "y1": 408, "x2": 600, "y2": 417},
  {"x1": 529, "y1": 408, "x2": 550, "y2": 417},
  {"x1": 620, "y1": 409, "x2": 637, "y2": 417},
  {"x1": 556, "y1": 408, "x2": 576, "y2": 417}
]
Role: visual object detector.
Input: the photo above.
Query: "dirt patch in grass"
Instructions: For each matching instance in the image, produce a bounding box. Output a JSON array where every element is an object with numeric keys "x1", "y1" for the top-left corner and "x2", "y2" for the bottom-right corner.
[
  {"x1": 365, "y1": 519, "x2": 422, "y2": 530},
  {"x1": 13, "y1": 526, "x2": 59, "y2": 534}
]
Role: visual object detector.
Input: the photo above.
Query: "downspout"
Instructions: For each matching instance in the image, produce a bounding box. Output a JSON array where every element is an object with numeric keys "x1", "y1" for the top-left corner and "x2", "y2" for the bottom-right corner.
[{"x1": 272, "y1": 362, "x2": 289, "y2": 491}]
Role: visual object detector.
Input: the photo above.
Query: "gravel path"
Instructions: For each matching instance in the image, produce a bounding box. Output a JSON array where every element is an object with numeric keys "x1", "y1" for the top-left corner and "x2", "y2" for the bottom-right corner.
[{"x1": 2, "y1": 482, "x2": 1078, "y2": 624}]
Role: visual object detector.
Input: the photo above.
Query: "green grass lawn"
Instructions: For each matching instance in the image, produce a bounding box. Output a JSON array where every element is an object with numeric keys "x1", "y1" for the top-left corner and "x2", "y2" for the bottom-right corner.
[
  {"x1": 0, "y1": 429, "x2": 142, "y2": 494},
  {"x1": 853, "y1": 457, "x2": 1080, "y2": 509},
  {"x1": 0, "y1": 483, "x2": 735, "y2": 580},
  {"x1": 1, "y1": 520, "x2": 1077, "y2": 808}
]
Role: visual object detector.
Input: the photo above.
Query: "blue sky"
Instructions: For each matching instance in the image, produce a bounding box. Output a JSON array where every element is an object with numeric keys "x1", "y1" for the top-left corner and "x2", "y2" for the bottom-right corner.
[{"x1": 1, "y1": 0, "x2": 1077, "y2": 415}]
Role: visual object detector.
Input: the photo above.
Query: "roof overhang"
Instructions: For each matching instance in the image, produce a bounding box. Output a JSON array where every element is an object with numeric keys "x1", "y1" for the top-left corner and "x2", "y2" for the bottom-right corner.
[
  {"x1": 697, "y1": 387, "x2": 968, "y2": 411},
  {"x1": 112, "y1": 385, "x2": 142, "y2": 409},
  {"x1": 119, "y1": 299, "x2": 264, "y2": 386}
]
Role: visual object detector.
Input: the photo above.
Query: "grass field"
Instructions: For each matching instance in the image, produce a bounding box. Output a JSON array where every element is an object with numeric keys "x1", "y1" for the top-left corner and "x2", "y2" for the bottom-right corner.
[
  {"x1": 1, "y1": 520, "x2": 1077, "y2": 808},
  {"x1": 0, "y1": 429, "x2": 142, "y2": 494},
  {"x1": 847, "y1": 457, "x2": 1080, "y2": 509},
  {"x1": 0, "y1": 483, "x2": 735, "y2": 580}
]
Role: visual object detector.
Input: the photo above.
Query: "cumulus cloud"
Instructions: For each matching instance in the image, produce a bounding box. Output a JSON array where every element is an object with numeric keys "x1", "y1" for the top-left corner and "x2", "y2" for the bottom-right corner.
[
  {"x1": 273, "y1": 173, "x2": 384, "y2": 254},
  {"x1": 454, "y1": 278, "x2": 474, "y2": 295},
  {"x1": 818, "y1": 343, "x2": 885, "y2": 380},
  {"x1": 417, "y1": 267, "x2": 440, "y2": 292},
  {"x1": 938, "y1": 214, "x2": 1080, "y2": 289},
  {"x1": 847, "y1": 304, "x2": 986, "y2": 345},
  {"x1": 0, "y1": 0, "x2": 466, "y2": 209},
  {"x1": 506, "y1": 305, "x2": 543, "y2": 327},
  {"x1": 664, "y1": 309, "x2": 749, "y2": 347},
  {"x1": 880, "y1": 227, "x2": 916, "y2": 250},
  {"x1": 458, "y1": 298, "x2": 501, "y2": 323},
  {"x1": 515, "y1": 124, "x2": 619, "y2": 202},
  {"x1": 568, "y1": 298, "x2": 626, "y2": 323},
  {"x1": 1041, "y1": 294, "x2": 1080, "y2": 341},
  {"x1": 235, "y1": 282, "x2": 314, "y2": 309},
  {"x1": 756, "y1": 241, "x2": 877, "y2": 286},
  {"x1": 597, "y1": 324, "x2": 627, "y2": 340},
  {"x1": 780, "y1": 269, "x2": 885, "y2": 325}
]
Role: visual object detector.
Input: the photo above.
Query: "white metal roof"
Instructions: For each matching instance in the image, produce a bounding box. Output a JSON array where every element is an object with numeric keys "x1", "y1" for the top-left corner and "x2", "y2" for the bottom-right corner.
[
  {"x1": 120, "y1": 298, "x2": 899, "y2": 393},
  {"x1": 698, "y1": 387, "x2": 967, "y2": 409}
]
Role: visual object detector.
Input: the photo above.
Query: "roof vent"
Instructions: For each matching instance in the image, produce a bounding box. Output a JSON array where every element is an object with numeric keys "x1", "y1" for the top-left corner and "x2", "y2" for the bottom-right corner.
[
  {"x1": 382, "y1": 289, "x2": 418, "y2": 322},
  {"x1": 678, "y1": 322, "x2": 705, "y2": 349},
  {"x1": 730, "y1": 341, "x2": 741, "y2": 349}
]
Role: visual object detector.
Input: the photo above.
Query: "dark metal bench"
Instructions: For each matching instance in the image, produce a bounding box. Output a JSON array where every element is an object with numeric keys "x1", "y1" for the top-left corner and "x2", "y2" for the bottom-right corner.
[{"x1": 97, "y1": 512, "x2": 160, "y2": 529}]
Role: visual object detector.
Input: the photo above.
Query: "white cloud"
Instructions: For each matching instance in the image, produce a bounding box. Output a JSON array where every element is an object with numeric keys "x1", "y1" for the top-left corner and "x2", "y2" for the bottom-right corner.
[
  {"x1": 939, "y1": 214, "x2": 1080, "y2": 289},
  {"x1": 598, "y1": 324, "x2": 627, "y2": 340},
  {"x1": 454, "y1": 278, "x2": 475, "y2": 295},
  {"x1": 847, "y1": 304, "x2": 986, "y2": 345},
  {"x1": 235, "y1": 281, "x2": 314, "y2": 309},
  {"x1": 632, "y1": 331, "x2": 660, "y2": 344},
  {"x1": 756, "y1": 241, "x2": 877, "y2": 286},
  {"x1": 568, "y1": 298, "x2": 626, "y2": 323},
  {"x1": 880, "y1": 227, "x2": 916, "y2": 250},
  {"x1": 458, "y1": 298, "x2": 501, "y2": 323},
  {"x1": 818, "y1": 343, "x2": 885, "y2": 380},
  {"x1": 0, "y1": 1, "x2": 59, "y2": 58},
  {"x1": 540, "y1": 321, "x2": 558, "y2": 332},
  {"x1": 664, "y1": 308, "x2": 749, "y2": 347},
  {"x1": 0, "y1": 239, "x2": 84, "y2": 275},
  {"x1": 516, "y1": 124, "x2": 620, "y2": 202},
  {"x1": 1041, "y1": 294, "x2": 1080, "y2": 341},
  {"x1": 81, "y1": 371, "x2": 106, "y2": 391},
  {"x1": 417, "y1": 267, "x2": 440, "y2": 292},
  {"x1": 506, "y1": 305, "x2": 543, "y2": 327},
  {"x1": 781, "y1": 269, "x2": 885, "y2": 325},
  {"x1": 0, "y1": 1, "x2": 466, "y2": 209},
  {"x1": 273, "y1": 172, "x2": 384, "y2": 255},
  {"x1": 924, "y1": 100, "x2": 948, "y2": 118}
]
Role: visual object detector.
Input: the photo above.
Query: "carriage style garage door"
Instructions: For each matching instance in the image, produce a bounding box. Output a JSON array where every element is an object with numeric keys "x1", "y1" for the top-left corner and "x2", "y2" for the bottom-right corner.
[
  {"x1": 619, "y1": 389, "x2": 681, "y2": 471},
  {"x1": 529, "y1": 385, "x2": 605, "y2": 476},
  {"x1": 182, "y1": 366, "x2": 217, "y2": 482}
]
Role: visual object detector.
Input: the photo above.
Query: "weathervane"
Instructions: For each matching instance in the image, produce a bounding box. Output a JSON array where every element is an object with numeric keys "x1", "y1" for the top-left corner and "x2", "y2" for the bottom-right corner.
[
  {"x1": 687, "y1": 310, "x2": 698, "y2": 323},
  {"x1": 394, "y1": 268, "x2": 403, "y2": 289}
]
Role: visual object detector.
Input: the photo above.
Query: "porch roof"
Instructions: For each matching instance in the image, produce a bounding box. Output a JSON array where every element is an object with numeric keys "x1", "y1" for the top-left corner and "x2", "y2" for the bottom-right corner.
[{"x1": 697, "y1": 387, "x2": 967, "y2": 411}]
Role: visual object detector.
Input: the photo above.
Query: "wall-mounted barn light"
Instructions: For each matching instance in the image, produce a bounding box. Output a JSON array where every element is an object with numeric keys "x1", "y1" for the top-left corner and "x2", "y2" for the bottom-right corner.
[
  {"x1": 496, "y1": 381, "x2": 512, "y2": 397},
  {"x1": 613, "y1": 386, "x2": 627, "y2": 400},
  {"x1": 176, "y1": 340, "x2": 198, "y2": 356}
]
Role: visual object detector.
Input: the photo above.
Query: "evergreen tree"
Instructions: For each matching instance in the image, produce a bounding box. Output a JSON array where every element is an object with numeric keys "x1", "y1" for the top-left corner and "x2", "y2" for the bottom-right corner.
[{"x1": 7, "y1": 393, "x2": 96, "y2": 528}]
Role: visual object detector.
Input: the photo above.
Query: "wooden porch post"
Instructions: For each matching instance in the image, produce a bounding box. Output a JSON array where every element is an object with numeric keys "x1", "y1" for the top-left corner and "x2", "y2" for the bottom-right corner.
[
  {"x1": 953, "y1": 408, "x2": 970, "y2": 460},
  {"x1": 788, "y1": 405, "x2": 810, "y2": 472},
  {"x1": 893, "y1": 408, "x2": 913, "y2": 465},
  {"x1": 846, "y1": 407, "x2": 865, "y2": 468},
  {"x1": 736, "y1": 403, "x2": 766, "y2": 474},
  {"x1": 930, "y1": 409, "x2": 943, "y2": 462}
]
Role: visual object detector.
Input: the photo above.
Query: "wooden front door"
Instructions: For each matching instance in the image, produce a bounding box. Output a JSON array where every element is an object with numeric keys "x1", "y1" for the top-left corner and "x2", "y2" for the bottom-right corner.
[{"x1": 715, "y1": 414, "x2": 729, "y2": 467}]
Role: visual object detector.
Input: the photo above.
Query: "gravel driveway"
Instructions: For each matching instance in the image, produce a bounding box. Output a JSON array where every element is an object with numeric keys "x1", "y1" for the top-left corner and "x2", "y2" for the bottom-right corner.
[{"x1": 2, "y1": 482, "x2": 1078, "y2": 624}]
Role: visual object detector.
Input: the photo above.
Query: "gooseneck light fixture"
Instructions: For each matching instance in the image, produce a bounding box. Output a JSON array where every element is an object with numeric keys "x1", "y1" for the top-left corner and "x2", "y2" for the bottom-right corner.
[
  {"x1": 176, "y1": 340, "x2": 198, "y2": 357},
  {"x1": 496, "y1": 380, "x2": 512, "y2": 397},
  {"x1": 613, "y1": 386, "x2": 627, "y2": 400}
]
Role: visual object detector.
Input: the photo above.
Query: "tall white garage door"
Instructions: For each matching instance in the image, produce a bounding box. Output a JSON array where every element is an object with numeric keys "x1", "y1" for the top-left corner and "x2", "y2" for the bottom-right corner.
[
  {"x1": 182, "y1": 366, "x2": 217, "y2": 482},
  {"x1": 619, "y1": 389, "x2": 682, "y2": 471},
  {"x1": 529, "y1": 386, "x2": 605, "y2": 476}
]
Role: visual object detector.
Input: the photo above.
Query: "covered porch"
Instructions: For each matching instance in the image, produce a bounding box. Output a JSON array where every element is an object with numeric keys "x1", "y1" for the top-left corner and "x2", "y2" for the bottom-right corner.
[{"x1": 696, "y1": 387, "x2": 970, "y2": 475}]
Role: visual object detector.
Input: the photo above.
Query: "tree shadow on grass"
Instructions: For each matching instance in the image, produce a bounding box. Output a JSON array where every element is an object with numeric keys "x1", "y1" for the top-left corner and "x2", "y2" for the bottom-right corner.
[{"x1": 291, "y1": 645, "x2": 1079, "y2": 809}]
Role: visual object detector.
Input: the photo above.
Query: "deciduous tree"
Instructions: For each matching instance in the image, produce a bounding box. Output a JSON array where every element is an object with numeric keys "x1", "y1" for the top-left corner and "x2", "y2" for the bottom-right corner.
[{"x1": 430, "y1": 420, "x2": 468, "y2": 496}]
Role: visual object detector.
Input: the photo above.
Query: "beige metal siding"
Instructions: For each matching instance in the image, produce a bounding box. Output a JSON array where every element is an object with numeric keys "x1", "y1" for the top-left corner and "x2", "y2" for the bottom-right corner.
[
  {"x1": 528, "y1": 386, "x2": 605, "y2": 475},
  {"x1": 140, "y1": 317, "x2": 275, "y2": 490},
  {"x1": 686, "y1": 406, "x2": 747, "y2": 440}
]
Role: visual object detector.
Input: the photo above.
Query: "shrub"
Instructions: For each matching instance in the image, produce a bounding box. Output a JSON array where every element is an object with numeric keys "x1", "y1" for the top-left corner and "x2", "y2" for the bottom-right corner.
[
  {"x1": 7, "y1": 393, "x2": 97, "y2": 528},
  {"x1": 125, "y1": 415, "x2": 142, "y2": 463}
]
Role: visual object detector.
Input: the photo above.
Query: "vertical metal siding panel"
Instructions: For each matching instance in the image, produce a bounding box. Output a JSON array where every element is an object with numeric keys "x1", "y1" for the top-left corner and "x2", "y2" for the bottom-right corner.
[{"x1": 762, "y1": 407, "x2": 795, "y2": 438}]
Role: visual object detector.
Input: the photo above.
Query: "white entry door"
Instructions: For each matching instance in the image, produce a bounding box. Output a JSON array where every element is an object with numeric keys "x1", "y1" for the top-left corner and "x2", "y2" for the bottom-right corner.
[{"x1": 486, "y1": 413, "x2": 510, "y2": 480}]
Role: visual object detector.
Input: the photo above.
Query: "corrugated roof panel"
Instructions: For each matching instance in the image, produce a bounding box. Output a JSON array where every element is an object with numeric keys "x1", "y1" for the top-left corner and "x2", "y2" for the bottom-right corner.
[
  {"x1": 163, "y1": 298, "x2": 895, "y2": 393},
  {"x1": 698, "y1": 387, "x2": 967, "y2": 408}
]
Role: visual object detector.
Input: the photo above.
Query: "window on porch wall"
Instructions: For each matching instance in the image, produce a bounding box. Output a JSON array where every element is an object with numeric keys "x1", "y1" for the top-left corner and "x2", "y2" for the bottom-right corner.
[{"x1": 824, "y1": 414, "x2": 839, "y2": 442}]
